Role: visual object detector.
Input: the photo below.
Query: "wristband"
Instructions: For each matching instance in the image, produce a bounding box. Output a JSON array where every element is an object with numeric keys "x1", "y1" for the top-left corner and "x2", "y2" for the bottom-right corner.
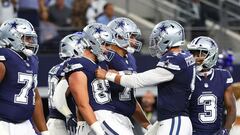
[{"x1": 105, "y1": 72, "x2": 117, "y2": 82}]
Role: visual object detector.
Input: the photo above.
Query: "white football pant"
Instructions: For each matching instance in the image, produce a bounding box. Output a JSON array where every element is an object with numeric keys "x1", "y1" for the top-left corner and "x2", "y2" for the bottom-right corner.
[
  {"x1": 157, "y1": 116, "x2": 192, "y2": 135},
  {"x1": 0, "y1": 120, "x2": 37, "y2": 135},
  {"x1": 47, "y1": 118, "x2": 68, "y2": 135}
]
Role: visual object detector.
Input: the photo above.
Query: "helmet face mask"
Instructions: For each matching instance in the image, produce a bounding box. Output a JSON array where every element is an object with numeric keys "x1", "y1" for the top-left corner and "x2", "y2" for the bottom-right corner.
[
  {"x1": 83, "y1": 23, "x2": 116, "y2": 62},
  {"x1": 149, "y1": 20, "x2": 185, "y2": 58},
  {"x1": 0, "y1": 18, "x2": 39, "y2": 56},
  {"x1": 59, "y1": 32, "x2": 88, "y2": 60},
  {"x1": 187, "y1": 36, "x2": 219, "y2": 72},
  {"x1": 108, "y1": 17, "x2": 142, "y2": 53},
  {"x1": 21, "y1": 34, "x2": 38, "y2": 55}
]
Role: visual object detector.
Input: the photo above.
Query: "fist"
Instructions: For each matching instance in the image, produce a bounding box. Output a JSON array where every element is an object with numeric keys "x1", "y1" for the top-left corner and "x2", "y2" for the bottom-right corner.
[{"x1": 95, "y1": 68, "x2": 107, "y2": 79}]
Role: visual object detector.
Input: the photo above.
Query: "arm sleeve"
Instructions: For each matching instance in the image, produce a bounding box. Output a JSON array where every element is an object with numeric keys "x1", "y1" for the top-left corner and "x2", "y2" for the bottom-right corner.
[
  {"x1": 120, "y1": 67, "x2": 174, "y2": 88},
  {"x1": 53, "y1": 79, "x2": 72, "y2": 117}
]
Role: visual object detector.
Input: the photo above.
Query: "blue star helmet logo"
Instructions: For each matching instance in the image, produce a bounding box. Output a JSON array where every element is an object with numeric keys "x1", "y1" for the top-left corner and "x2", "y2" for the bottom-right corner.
[
  {"x1": 159, "y1": 24, "x2": 167, "y2": 33},
  {"x1": 10, "y1": 21, "x2": 18, "y2": 29},
  {"x1": 95, "y1": 27, "x2": 103, "y2": 34},
  {"x1": 116, "y1": 20, "x2": 125, "y2": 29}
]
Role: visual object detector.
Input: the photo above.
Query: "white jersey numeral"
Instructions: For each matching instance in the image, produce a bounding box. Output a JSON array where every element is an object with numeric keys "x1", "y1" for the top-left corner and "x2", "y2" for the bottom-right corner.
[
  {"x1": 14, "y1": 73, "x2": 37, "y2": 105},
  {"x1": 119, "y1": 87, "x2": 132, "y2": 101},
  {"x1": 48, "y1": 75, "x2": 59, "y2": 108},
  {"x1": 91, "y1": 79, "x2": 111, "y2": 104},
  {"x1": 198, "y1": 93, "x2": 217, "y2": 123}
]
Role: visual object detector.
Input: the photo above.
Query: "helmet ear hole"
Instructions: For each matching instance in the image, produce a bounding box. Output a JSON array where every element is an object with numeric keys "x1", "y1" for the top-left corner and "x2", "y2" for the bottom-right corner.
[
  {"x1": 8, "y1": 38, "x2": 14, "y2": 41},
  {"x1": 163, "y1": 40, "x2": 169, "y2": 44},
  {"x1": 74, "y1": 50, "x2": 79, "y2": 56}
]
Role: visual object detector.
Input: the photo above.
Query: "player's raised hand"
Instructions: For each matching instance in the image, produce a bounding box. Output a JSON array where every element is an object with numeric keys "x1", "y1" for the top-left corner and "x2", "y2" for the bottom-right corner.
[
  {"x1": 95, "y1": 67, "x2": 107, "y2": 79},
  {"x1": 66, "y1": 114, "x2": 77, "y2": 135}
]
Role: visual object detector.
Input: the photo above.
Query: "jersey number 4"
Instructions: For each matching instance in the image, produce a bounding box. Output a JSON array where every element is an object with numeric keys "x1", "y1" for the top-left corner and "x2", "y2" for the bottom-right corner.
[
  {"x1": 198, "y1": 93, "x2": 217, "y2": 123},
  {"x1": 14, "y1": 72, "x2": 37, "y2": 105}
]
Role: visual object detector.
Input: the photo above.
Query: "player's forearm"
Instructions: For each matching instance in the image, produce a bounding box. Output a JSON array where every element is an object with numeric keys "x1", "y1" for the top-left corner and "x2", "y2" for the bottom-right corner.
[
  {"x1": 132, "y1": 102, "x2": 151, "y2": 129},
  {"x1": 107, "y1": 68, "x2": 174, "y2": 88},
  {"x1": 77, "y1": 104, "x2": 97, "y2": 126},
  {"x1": 32, "y1": 90, "x2": 48, "y2": 132},
  {"x1": 224, "y1": 108, "x2": 236, "y2": 130}
]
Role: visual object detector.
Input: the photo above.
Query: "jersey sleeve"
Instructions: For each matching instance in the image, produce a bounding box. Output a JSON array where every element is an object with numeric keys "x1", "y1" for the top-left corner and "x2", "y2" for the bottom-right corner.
[
  {"x1": 0, "y1": 49, "x2": 7, "y2": 62},
  {"x1": 156, "y1": 54, "x2": 186, "y2": 75},
  {"x1": 63, "y1": 58, "x2": 84, "y2": 80},
  {"x1": 119, "y1": 67, "x2": 174, "y2": 88},
  {"x1": 223, "y1": 70, "x2": 233, "y2": 90}
]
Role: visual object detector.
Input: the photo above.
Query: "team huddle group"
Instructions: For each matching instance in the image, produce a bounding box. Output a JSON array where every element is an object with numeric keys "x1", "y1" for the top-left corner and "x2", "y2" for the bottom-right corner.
[{"x1": 0, "y1": 16, "x2": 238, "y2": 135}]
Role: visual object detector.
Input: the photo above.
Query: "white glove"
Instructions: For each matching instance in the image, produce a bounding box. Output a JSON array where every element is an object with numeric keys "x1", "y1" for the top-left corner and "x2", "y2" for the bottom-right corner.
[
  {"x1": 90, "y1": 121, "x2": 106, "y2": 135},
  {"x1": 144, "y1": 121, "x2": 160, "y2": 135}
]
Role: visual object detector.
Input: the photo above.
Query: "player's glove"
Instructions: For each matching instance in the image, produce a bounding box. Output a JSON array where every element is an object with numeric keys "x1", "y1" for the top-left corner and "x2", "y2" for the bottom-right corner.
[
  {"x1": 66, "y1": 114, "x2": 77, "y2": 135},
  {"x1": 214, "y1": 128, "x2": 229, "y2": 135},
  {"x1": 91, "y1": 121, "x2": 107, "y2": 135}
]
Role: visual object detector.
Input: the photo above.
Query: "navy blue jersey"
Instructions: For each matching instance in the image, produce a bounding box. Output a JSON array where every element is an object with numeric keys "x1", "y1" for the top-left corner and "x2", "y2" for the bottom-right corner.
[
  {"x1": 64, "y1": 57, "x2": 115, "y2": 111},
  {"x1": 48, "y1": 62, "x2": 76, "y2": 120},
  {"x1": 107, "y1": 52, "x2": 137, "y2": 117},
  {"x1": 156, "y1": 50, "x2": 195, "y2": 121},
  {"x1": 0, "y1": 48, "x2": 38, "y2": 123},
  {"x1": 189, "y1": 69, "x2": 233, "y2": 134}
]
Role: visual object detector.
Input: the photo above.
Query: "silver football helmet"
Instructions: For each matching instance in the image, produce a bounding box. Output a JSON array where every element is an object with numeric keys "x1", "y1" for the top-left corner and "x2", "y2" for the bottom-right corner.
[
  {"x1": 59, "y1": 32, "x2": 89, "y2": 60},
  {"x1": 107, "y1": 17, "x2": 142, "y2": 53},
  {"x1": 83, "y1": 23, "x2": 115, "y2": 62},
  {"x1": 187, "y1": 36, "x2": 218, "y2": 72},
  {"x1": 0, "y1": 18, "x2": 38, "y2": 56},
  {"x1": 149, "y1": 20, "x2": 185, "y2": 58}
]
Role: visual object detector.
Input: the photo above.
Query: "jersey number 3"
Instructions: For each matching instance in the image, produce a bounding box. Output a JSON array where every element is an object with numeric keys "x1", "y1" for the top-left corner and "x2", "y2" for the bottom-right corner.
[
  {"x1": 198, "y1": 93, "x2": 217, "y2": 123},
  {"x1": 14, "y1": 72, "x2": 37, "y2": 105}
]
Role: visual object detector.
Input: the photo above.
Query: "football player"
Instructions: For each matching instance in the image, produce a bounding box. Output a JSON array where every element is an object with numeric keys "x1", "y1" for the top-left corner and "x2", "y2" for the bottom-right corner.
[
  {"x1": 64, "y1": 23, "x2": 119, "y2": 135},
  {"x1": 96, "y1": 20, "x2": 195, "y2": 135},
  {"x1": 47, "y1": 33, "x2": 86, "y2": 135},
  {"x1": 106, "y1": 17, "x2": 151, "y2": 134},
  {"x1": 187, "y1": 36, "x2": 236, "y2": 135},
  {"x1": 0, "y1": 18, "x2": 49, "y2": 135}
]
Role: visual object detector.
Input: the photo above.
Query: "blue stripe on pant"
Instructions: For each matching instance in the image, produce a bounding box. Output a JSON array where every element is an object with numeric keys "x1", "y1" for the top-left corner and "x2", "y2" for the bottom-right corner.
[
  {"x1": 101, "y1": 121, "x2": 119, "y2": 135},
  {"x1": 176, "y1": 116, "x2": 181, "y2": 135},
  {"x1": 169, "y1": 116, "x2": 182, "y2": 135},
  {"x1": 169, "y1": 117, "x2": 175, "y2": 135}
]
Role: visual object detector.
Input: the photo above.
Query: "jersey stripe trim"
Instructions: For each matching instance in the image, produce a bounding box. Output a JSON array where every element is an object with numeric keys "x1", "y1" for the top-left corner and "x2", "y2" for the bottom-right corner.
[
  {"x1": 226, "y1": 78, "x2": 233, "y2": 83},
  {"x1": 64, "y1": 64, "x2": 83, "y2": 73},
  {"x1": 157, "y1": 62, "x2": 181, "y2": 70},
  {"x1": 0, "y1": 56, "x2": 6, "y2": 61}
]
